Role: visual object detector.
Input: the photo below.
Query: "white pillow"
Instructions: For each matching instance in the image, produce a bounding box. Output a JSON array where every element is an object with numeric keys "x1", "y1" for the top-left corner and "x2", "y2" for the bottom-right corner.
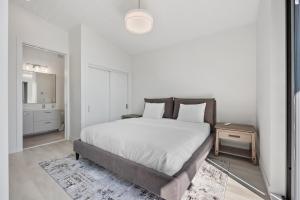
[
  {"x1": 177, "y1": 103, "x2": 206, "y2": 123},
  {"x1": 143, "y1": 103, "x2": 165, "y2": 119}
]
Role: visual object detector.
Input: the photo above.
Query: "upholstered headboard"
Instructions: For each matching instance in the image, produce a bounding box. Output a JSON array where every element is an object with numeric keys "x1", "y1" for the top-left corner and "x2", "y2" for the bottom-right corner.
[{"x1": 172, "y1": 98, "x2": 216, "y2": 129}]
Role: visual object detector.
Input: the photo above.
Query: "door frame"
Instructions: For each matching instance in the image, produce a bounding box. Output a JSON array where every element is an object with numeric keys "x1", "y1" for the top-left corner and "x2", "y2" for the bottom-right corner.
[
  {"x1": 286, "y1": 1, "x2": 293, "y2": 199},
  {"x1": 293, "y1": 2, "x2": 300, "y2": 200},
  {"x1": 16, "y1": 39, "x2": 70, "y2": 152},
  {"x1": 287, "y1": 0, "x2": 300, "y2": 199}
]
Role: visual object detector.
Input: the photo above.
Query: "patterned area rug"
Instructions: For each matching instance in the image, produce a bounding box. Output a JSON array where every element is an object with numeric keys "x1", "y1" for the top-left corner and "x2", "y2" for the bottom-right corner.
[{"x1": 40, "y1": 155, "x2": 228, "y2": 200}]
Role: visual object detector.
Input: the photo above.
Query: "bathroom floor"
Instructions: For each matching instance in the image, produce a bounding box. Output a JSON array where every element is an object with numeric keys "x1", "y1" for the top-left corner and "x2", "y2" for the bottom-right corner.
[{"x1": 23, "y1": 131, "x2": 65, "y2": 148}]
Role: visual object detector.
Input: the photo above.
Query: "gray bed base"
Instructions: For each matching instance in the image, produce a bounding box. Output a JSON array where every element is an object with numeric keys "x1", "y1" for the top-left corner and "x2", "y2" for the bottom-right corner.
[{"x1": 73, "y1": 134, "x2": 214, "y2": 200}]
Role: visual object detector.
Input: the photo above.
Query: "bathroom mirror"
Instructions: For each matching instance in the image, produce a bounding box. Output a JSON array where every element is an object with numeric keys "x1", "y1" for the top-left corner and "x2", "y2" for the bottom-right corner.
[{"x1": 22, "y1": 70, "x2": 56, "y2": 104}]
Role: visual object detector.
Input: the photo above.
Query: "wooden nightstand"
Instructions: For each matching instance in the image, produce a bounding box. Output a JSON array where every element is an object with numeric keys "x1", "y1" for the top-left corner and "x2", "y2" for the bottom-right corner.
[
  {"x1": 121, "y1": 114, "x2": 142, "y2": 119},
  {"x1": 214, "y1": 123, "x2": 257, "y2": 164}
]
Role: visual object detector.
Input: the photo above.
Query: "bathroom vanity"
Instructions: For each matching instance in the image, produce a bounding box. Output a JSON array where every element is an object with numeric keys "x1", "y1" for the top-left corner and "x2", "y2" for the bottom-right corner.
[
  {"x1": 22, "y1": 70, "x2": 64, "y2": 136},
  {"x1": 23, "y1": 109, "x2": 62, "y2": 135}
]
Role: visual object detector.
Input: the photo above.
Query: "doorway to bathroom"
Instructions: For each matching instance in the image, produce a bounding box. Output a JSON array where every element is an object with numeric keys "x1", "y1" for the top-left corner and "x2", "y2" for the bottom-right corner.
[{"x1": 21, "y1": 44, "x2": 67, "y2": 149}]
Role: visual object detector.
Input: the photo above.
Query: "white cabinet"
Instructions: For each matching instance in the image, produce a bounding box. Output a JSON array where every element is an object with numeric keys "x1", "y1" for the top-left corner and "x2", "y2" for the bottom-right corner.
[
  {"x1": 34, "y1": 110, "x2": 60, "y2": 122},
  {"x1": 85, "y1": 67, "x2": 128, "y2": 126},
  {"x1": 23, "y1": 111, "x2": 34, "y2": 135},
  {"x1": 34, "y1": 120, "x2": 60, "y2": 133},
  {"x1": 23, "y1": 110, "x2": 61, "y2": 135}
]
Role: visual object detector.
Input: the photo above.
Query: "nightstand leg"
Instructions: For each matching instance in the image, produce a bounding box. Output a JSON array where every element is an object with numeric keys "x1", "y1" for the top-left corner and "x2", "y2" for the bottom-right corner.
[
  {"x1": 251, "y1": 134, "x2": 256, "y2": 164},
  {"x1": 215, "y1": 132, "x2": 219, "y2": 156}
]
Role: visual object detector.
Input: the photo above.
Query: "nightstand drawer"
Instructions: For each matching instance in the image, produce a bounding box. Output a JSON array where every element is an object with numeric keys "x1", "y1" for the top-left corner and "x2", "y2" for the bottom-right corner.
[{"x1": 218, "y1": 130, "x2": 251, "y2": 143}]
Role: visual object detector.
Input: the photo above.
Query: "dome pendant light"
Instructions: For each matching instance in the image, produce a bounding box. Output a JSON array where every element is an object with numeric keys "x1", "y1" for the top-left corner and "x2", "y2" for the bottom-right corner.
[{"x1": 125, "y1": 0, "x2": 154, "y2": 34}]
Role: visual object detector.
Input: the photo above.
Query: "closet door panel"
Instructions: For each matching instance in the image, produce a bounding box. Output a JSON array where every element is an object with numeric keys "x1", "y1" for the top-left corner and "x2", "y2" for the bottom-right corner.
[
  {"x1": 110, "y1": 72, "x2": 128, "y2": 120},
  {"x1": 86, "y1": 67, "x2": 110, "y2": 126}
]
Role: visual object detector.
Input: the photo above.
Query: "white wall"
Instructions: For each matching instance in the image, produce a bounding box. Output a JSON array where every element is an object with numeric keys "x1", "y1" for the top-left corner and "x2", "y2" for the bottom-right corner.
[
  {"x1": 69, "y1": 25, "x2": 82, "y2": 141},
  {"x1": 256, "y1": 0, "x2": 286, "y2": 196},
  {"x1": 82, "y1": 26, "x2": 132, "y2": 72},
  {"x1": 81, "y1": 25, "x2": 132, "y2": 128},
  {"x1": 132, "y1": 24, "x2": 256, "y2": 126},
  {"x1": 22, "y1": 46, "x2": 65, "y2": 110},
  {"x1": 9, "y1": 3, "x2": 69, "y2": 153},
  {"x1": 69, "y1": 25, "x2": 132, "y2": 140},
  {"x1": 0, "y1": 0, "x2": 9, "y2": 198}
]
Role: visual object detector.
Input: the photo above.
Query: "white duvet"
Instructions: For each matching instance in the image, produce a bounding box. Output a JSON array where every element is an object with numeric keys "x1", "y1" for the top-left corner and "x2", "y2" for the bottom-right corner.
[{"x1": 81, "y1": 118, "x2": 210, "y2": 176}]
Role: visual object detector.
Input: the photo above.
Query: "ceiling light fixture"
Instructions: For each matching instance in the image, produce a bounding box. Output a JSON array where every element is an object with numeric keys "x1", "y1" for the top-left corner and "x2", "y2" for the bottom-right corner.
[{"x1": 125, "y1": 0, "x2": 153, "y2": 34}]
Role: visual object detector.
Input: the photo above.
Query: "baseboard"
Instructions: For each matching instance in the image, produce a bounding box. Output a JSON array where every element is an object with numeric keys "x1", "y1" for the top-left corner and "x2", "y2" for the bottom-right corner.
[
  {"x1": 259, "y1": 158, "x2": 270, "y2": 188},
  {"x1": 259, "y1": 157, "x2": 273, "y2": 199},
  {"x1": 269, "y1": 193, "x2": 287, "y2": 200},
  {"x1": 259, "y1": 158, "x2": 287, "y2": 200},
  {"x1": 69, "y1": 136, "x2": 80, "y2": 142},
  {"x1": 23, "y1": 139, "x2": 67, "y2": 150}
]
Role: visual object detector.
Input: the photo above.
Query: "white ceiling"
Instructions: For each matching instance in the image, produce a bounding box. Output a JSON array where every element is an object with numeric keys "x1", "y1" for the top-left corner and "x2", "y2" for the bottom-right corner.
[{"x1": 11, "y1": 0, "x2": 260, "y2": 55}]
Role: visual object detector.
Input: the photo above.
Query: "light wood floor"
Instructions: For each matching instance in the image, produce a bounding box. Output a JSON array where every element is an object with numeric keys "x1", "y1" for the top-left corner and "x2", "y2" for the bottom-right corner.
[
  {"x1": 23, "y1": 131, "x2": 65, "y2": 148},
  {"x1": 10, "y1": 141, "x2": 264, "y2": 200},
  {"x1": 208, "y1": 153, "x2": 269, "y2": 199}
]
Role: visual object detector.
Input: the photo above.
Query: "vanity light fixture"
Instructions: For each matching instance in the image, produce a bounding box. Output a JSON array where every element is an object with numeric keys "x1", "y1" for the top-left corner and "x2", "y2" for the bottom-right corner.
[
  {"x1": 125, "y1": 0, "x2": 153, "y2": 34},
  {"x1": 23, "y1": 63, "x2": 49, "y2": 73}
]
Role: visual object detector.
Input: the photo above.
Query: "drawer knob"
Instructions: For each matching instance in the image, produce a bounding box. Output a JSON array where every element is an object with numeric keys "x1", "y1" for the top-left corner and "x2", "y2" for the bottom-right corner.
[{"x1": 228, "y1": 134, "x2": 240, "y2": 138}]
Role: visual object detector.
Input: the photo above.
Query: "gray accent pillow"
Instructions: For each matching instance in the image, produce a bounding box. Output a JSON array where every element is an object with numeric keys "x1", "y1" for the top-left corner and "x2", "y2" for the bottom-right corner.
[{"x1": 144, "y1": 97, "x2": 174, "y2": 118}]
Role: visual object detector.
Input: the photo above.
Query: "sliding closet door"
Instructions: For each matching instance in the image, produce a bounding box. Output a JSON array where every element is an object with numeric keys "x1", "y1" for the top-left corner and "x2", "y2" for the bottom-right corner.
[
  {"x1": 110, "y1": 72, "x2": 128, "y2": 120},
  {"x1": 85, "y1": 67, "x2": 110, "y2": 126}
]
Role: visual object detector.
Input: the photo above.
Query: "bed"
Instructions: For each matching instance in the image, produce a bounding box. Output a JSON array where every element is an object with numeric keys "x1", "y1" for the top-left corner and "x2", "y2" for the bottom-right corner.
[{"x1": 74, "y1": 98, "x2": 216, "y2": 200}]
